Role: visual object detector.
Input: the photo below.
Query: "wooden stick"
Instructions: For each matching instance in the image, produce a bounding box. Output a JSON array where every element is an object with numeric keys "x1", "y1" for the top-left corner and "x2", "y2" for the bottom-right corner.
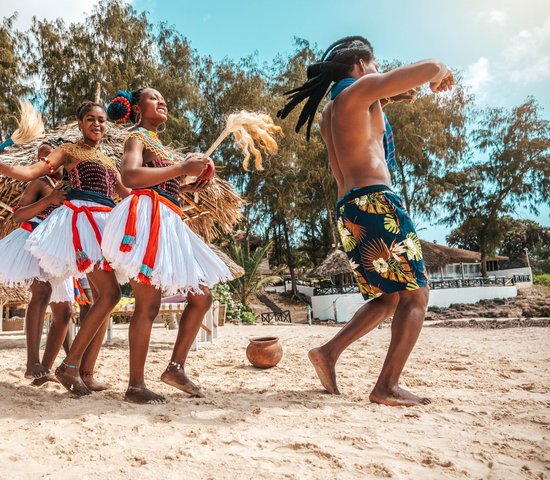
[{"x1": 204, "y1": 129, "x2": 229, "y2": 157}]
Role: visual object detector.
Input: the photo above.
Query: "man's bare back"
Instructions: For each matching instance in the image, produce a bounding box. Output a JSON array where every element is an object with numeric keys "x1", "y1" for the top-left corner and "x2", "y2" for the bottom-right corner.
[{"x1": 321, "y1": 96, "x2": 390, "y2": 198}]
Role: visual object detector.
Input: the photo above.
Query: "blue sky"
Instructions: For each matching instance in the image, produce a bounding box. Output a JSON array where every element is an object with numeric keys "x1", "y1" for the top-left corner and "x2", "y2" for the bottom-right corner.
[
  {"x1": 133, "y1": 0, "x2": 550, "y2": 242},
  {"x1": 5, "y1": 0, "x2": 550, "y2": 243}
]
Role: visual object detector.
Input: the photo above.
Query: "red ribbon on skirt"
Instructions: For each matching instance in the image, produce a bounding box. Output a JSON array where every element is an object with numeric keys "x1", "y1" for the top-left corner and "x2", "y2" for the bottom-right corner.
[
  {"x1": 119, "y1": 189, "x2": 183, "y2": 285},
  {"x1": 64, "y1": 200, "x2": 113, "y2": 272}
]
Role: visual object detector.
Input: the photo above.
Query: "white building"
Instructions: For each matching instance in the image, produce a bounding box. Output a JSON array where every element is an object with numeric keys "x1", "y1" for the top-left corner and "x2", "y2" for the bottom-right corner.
[{"x1": 304, "y1": 243, "x2": 532, "y2": 323}]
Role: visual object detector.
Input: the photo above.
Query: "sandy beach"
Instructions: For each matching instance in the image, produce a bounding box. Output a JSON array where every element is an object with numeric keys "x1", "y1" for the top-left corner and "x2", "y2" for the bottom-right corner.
[{"x1": 0, "y1": 323, "x2": 548, "y2": 480}]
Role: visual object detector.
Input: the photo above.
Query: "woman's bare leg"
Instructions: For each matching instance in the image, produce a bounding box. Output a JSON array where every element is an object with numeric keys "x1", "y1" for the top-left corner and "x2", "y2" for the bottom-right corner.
[
  {"x1": 125, "y1": 281, "x2": 165, "y2": 404},
  {"x1": 161, "y1": 286, "x2": 212, "y2": 397},
  {"x1": 79, "y1": 283, "x2": 109, "y2": 391},
  {"x1": 55, "y1": 268, "x2": 120, "y2": 396},
  {"x1": 41, "y1": 301, "x2": 73, "y2": 370},
  {"x1": 25, "y1": 280, "x2": 52, "y2": 379},
  {"x1": 31, "y1": 300, "x2": 73, "y2": 387}
]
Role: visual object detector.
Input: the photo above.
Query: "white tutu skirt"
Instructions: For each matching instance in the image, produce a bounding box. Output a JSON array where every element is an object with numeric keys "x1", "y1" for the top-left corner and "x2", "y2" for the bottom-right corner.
[
  {"x1": 26, "y1": 200, "x2": 111, "y2": 279},
  {"x1": 50, "y1": 277, "x2": 74, "y2": 303},
  {"x1": 102, "y1": 194, "x2": 232, "y2": 295},
  {"x1": 0, "y1": 218, "x2": 73, "y2": 303},
  {"x1": 0, "y1": 219, "x2": 47, "y2": 286}
]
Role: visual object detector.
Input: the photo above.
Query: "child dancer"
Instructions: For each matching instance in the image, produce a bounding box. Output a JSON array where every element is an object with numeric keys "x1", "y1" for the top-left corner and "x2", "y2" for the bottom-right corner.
[
  {"x1": 0, "y1": 101, "x2": 129, "y2": 395},
  {"x1": 0, "y1": 140, "x2": 73, "y2": 381},
  {"x1": 104, "y1": 88, "x2": 231, "y2": 404}
]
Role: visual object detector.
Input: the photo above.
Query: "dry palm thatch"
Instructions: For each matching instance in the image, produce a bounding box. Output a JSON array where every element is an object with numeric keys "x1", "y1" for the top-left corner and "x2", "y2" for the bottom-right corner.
[
  {"x1": 208, "y1": 244, "x2": 244, "y2": 280},
  {"x1": 420, "y1": 241, "x2": 508, "y2": 268},
  {"x1": 0, "y1": 122, "x2": 244, "y2": 242},
  {"x1": 0, "y1": 285, "x2": 29, "y2": 305},
  {"x1": 309, "y1": 249, "x2": 353, "y2": 277},
  {"x1": 205, "y1": 111, "x2": 283, "y2": 171}
]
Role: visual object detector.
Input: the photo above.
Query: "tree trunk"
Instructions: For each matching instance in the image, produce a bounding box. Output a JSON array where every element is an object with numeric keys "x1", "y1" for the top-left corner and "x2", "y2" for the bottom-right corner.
[
  {"x1": 480, "y1": 251, "x2": 488, "y2": 278},
  {"x1": 326, "y1": 206, "x2": 338, "y2": 247},
  {"x1": 274, "y1": 223, "x2": 282, "y2": 266},
  {"x1": 282, "y1": 218, "x2": 298, "y2": 297}
]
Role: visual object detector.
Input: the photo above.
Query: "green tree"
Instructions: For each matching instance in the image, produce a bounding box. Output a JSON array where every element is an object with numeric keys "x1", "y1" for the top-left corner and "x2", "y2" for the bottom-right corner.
[
  {"x1": 226, "y1": 240, "x2": 277, "y2": 306},
  {"x1": 383, "y1": 65, "x2": 472, "y2": 220},
  {"x1": 498, "y1": 217, "x2": 550, "y2": 272},
  {"x1": 25, "y1": 17, "x2": 74, "y2": 126},
  {"x1": 444, "y1": 98, "x2": 550, "y2": 276},
  {"x1": 0, "y1": 14, "x2": 30, "y2": 139}
]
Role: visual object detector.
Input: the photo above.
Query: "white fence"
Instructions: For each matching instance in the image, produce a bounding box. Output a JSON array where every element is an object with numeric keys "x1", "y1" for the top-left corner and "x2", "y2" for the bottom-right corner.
[
  {"x1": 312, "y1": 285, "x2": 518, "y2": 323},
  {"x1": 427, "y1": 285, "x2": 517, "y2": 308},
  {"x1": 265, "y1": 281, "x2": 315, "y2": 297}
]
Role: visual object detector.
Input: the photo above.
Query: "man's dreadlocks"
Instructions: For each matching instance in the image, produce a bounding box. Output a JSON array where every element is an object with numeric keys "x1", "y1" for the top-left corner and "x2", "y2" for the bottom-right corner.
[{"x1": 277, "y1": 36, "x2": 374, "y2": 140}]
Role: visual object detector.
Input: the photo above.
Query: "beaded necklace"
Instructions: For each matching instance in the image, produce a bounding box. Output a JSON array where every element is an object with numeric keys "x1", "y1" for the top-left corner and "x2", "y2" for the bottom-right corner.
[
  {"x1": 60, "y1": 141, "x2": 117, "y2": 171},
  {"x1": 124, "y1": 127, "x2": 174, "y2": 161}
]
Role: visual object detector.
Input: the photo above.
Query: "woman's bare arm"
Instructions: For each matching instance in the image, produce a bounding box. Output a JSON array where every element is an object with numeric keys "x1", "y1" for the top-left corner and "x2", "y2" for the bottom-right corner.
[
  {"x1": 121, "y1": 138, "x2": 210, "y2": 189},
  {"x1": 0, "y1": 148, "x2": 67, "y2": 182},
  {"x1": 12, "y1": 180, "x2": 66, "y2": 223}
]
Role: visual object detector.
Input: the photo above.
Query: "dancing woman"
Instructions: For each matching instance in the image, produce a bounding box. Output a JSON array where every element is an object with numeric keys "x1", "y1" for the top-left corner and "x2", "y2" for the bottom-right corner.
[
  {"x1": 104, "y1": 88, "x2": 231, "y2": 404},
  {"x1": 0, "y1": 101, "x2": 130, "y2": 395},
  {"x1": 0, "y1": 140, "x2": 73, "y2": 381}
]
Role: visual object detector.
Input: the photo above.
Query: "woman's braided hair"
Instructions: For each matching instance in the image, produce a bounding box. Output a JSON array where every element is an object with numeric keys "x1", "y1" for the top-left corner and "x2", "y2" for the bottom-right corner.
[{"x1": 107, "y1": 88, "x2": 146, "y2": 123}]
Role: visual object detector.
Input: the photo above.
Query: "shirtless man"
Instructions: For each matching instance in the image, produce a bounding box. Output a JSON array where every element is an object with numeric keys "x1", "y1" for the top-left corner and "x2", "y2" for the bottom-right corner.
[{"x1": 278, "y1": 36, "x2": 454, "y2": 406}]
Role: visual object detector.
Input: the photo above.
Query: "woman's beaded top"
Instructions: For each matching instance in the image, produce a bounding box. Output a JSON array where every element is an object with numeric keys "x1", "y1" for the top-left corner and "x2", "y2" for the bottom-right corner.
[
  {"x1": 124, "y1": 127, "x2": 174, "y2": 162},
  {"x1": 60, "y1": 141, "x2": 117, "y2": 171},
  {"x1": 124, "y1": 127, "x2": 180, "y2": 199},
  {"x1": 68, "y1": 161, "x2": 117, "y2": 197},
  {"x1": 61, "y1": 141, "x2": 117, "y2": 197},
  {"x1": 144, "y1": 157, "x2": 181, "y2": 199}
]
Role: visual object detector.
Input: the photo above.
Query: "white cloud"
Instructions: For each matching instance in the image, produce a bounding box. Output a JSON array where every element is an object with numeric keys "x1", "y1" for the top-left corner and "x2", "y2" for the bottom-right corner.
[
  {"x1": 507, "y1": 15, "x2": 550, "y2": 83},
  {"x1": 5, "y1": 0, "x2": 131, "y2": 30},
  {"x1": 478, "y1": 9, "x2": 508, "y2": 26},
  {"x1": 464, "y1": 57, "x2": 494, "y2": 99}
]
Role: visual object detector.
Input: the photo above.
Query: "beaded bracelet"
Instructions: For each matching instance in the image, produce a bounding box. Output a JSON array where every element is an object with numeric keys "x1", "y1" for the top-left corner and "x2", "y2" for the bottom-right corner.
[{"x1": 38, "y1": 156, "x2": 55, "y2": 174}]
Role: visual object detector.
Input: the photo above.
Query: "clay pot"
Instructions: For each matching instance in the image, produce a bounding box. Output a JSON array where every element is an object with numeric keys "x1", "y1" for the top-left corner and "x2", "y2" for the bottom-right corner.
[{"x1": 246, "y1": 337, "x2": 283, "y2": 369}]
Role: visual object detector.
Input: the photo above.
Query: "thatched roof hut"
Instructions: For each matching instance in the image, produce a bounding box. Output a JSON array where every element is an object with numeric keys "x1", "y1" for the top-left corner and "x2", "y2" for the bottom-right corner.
[
  {"x1": 309, "y1": 249, "x2": 351, "y2": 277},
  {"x1": 421, "y1": 241, "x2": 507, "y2": 268},
  {"x1": 0, "y1": 285, "x2": 29, "y2": 332},
  {"x1": 0, "y1": 285, "x2": 29, "y2": 306},
  {"x1": 0, "y1": 122, "x2": 244, "y2": 242},
  {"x1": 309, "y1": 241, "x2": 508, "y2": 279}
]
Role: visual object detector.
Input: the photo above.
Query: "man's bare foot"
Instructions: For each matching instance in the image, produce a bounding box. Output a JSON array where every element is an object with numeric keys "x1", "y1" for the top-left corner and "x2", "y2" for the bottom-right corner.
[
  {"x1": 31, "y1": 374, "x2": 59, "y2": 387},
  {"x1": 369, "y1": 385, "x2": 431, "y2": 407},
  {"x1": 308, "y1": 348, "x2": 340, "y2": 394},
  {"x1": 160, "y1": 363, "x2": 204, "y2": 398},
  {"x1": 80, "y1": 372, "x2": 110, "y2": 392},
  {"x1": 25, "y1": 363, "x2": 49, "y2": 380},
  {"x1": 54, "y1": 364, "x2": 91, "y2": 397},
  {"x1": 125, "y1": 385, "x2": 167, "y2": 405}
]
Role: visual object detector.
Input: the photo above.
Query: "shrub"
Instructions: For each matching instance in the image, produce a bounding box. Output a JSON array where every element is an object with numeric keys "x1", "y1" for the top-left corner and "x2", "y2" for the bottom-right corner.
[{"x1": 534, "y1": 274, "x2": 550, "y2": 286}]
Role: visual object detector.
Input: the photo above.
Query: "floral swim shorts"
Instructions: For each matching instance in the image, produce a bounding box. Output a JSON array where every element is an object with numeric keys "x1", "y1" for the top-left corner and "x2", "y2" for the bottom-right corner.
[{"x1": 336, "y1": 184, "x2": 428, "y2": 300}]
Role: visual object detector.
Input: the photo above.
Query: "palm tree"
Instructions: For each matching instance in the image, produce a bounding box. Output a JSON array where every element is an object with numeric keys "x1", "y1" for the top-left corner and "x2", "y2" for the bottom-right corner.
[{"x1": 226, "y1": 240, "x2": 279, "y2": 306}]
